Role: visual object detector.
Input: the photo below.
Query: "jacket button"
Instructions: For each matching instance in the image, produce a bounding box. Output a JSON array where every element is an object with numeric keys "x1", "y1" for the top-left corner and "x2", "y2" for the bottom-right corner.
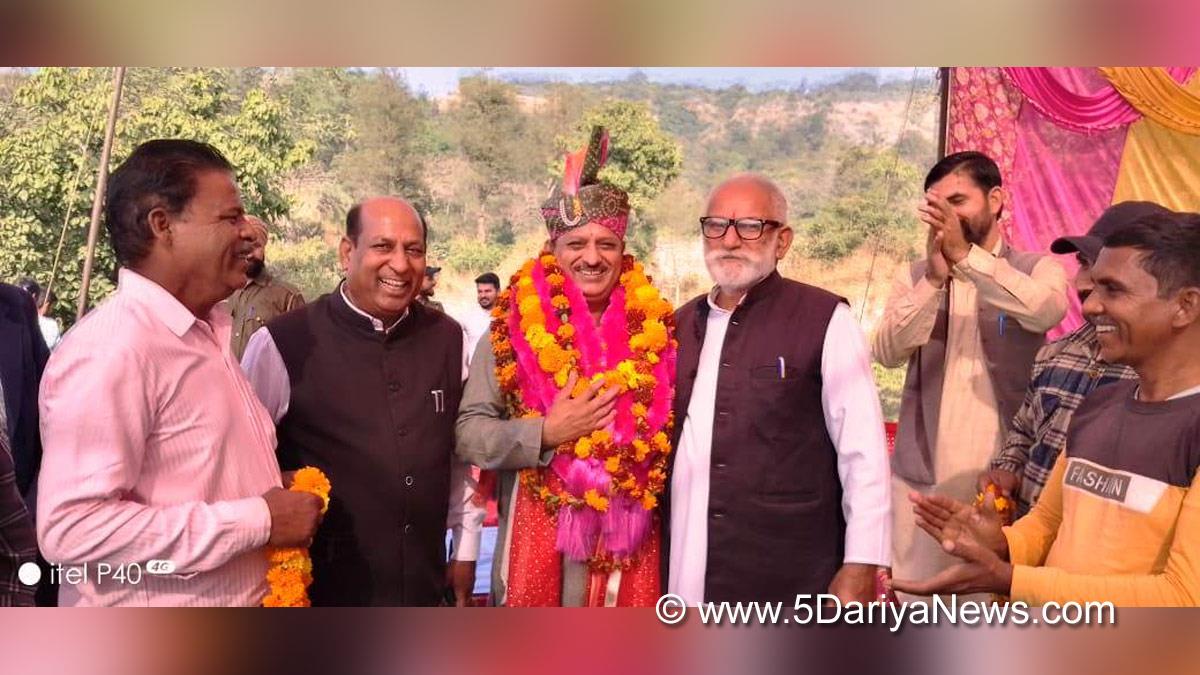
[
  {"x1": 398, "y1": 428, "x2": 408, "y2": 437},
  {"x1": 711, "y1": 510, "x2": 725, "y2": 520},
  {"x1": 714, "y1": 462, "x2": 727, "y2": 470},
  {"x1": 388, "y1": 383, "x2": 400, "y2": 393},
  {"x1": 404, "y1": 475, "x2": 414, "y2": 487},
  {"x1": 720, "y1": 361, "x2": 731, "y2": 368},
  {"x1": 403, "y1": 524, "x2": 413, "y2": 534}
]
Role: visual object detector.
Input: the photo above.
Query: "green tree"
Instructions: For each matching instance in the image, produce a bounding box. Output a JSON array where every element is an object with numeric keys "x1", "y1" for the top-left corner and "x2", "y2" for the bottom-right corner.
[
  {"x1": 556, "y1": 100, "x2": 683, "y2": 259},
  {"x1": 333, "y1": 70, "x2": 432, "y2": 209},
  {"x1": 445, "y1": 237, "x2": 507, "y2": 276},
  {"x1": 269, "y1": 235, "x2": 341, "y2": 301},
  {"x1": 452, "y1": 75, "x2": 543, "y2": 241},
  {"x1": 275, "y1": 67, "x2": 357, "y2": 169},
  {"x1": 0, "y1": 67, "x2": 312, "y2": 326},
  {"x1": 488, "y1": 218, "x2": 516, "y2": 247},
  {"x1": 872, "y1": 362, "x2": 905, "y2": 421},
  {"x1": 801, "y1": 146, "x2": 923, "y2": 261},
  {"x1": 557, "y1": 101, "x2": 684, "y2": 211}
]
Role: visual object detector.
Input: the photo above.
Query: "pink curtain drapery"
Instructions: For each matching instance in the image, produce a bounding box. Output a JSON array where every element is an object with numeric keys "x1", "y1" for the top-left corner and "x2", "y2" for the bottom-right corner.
[
  {"x1": 946, "y1": 67, "x2": 1195, "y2": 338},
  {"x1": 1003, "y1": 67, "x2": 1195, "y2": 134}
]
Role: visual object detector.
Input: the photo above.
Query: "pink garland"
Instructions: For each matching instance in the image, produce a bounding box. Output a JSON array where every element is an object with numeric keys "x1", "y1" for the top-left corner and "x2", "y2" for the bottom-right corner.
[{"x1": 506, "y1": 255, "x2": 676, "y2": 563}]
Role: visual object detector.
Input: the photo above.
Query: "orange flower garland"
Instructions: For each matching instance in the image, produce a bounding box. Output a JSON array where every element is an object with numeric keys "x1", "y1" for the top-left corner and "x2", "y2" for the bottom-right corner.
[
  {"x1": 263, "y1": 467, "x2": 331, "y2": 607},
  {"x1": 490, "y1": 253, "x2": 676, "y2": 568},
  {"x1": 974, "y1": 483, "x2": 1014, "y2": 523}
]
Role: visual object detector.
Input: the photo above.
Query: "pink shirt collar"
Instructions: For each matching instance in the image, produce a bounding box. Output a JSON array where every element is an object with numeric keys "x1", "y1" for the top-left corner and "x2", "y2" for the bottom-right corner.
[{"x1": 117, "y1": 267, "x2": 229, "y2": 339}]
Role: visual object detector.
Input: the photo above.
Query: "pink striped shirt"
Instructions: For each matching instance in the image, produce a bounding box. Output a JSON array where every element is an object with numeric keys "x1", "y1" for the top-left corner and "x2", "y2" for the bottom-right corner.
[{"x1": 37, "y1": 269, "x2": 282, "y2": 606}]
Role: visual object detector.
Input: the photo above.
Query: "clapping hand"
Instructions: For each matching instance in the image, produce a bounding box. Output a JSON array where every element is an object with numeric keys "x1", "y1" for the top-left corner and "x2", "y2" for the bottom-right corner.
[
  {"x1": 889, "y1": 491, "x2": 1013, "y2": 597},
  {"x1": 919, "y1": 191, "x2": 971, "y2": 264}
]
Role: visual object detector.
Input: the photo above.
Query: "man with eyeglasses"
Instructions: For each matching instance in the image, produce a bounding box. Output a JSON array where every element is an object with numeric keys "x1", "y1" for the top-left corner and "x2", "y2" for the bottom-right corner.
[
  {"x1": 872, "y1": 151, "x2": 1068, "y2": 602},
  {"x1": 665, "y1": 173, "x2": 892, "y2": 606}
]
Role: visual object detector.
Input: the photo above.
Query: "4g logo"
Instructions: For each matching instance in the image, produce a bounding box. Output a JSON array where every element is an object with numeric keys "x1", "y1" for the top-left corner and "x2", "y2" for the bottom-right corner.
[{"x1": 145, "y1": 559, "x2": 177, "y2": 575}]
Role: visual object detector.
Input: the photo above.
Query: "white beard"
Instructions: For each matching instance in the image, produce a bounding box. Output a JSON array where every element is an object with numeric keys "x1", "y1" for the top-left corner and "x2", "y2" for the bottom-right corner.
[{"x1": 705, "y1": 250, "x2": 775, "y2": 294}]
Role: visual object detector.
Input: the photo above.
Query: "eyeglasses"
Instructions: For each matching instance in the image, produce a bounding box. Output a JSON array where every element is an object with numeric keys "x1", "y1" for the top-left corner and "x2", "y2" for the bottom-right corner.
[{"x1": 699, "y1": 217, "x2": 784, "y2": 241}]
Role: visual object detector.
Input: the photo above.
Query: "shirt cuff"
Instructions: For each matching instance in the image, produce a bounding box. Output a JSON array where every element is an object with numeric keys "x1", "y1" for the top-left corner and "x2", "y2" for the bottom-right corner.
[
  {"x1": 844, "y1": 526, "x2": 892, "y2": 566},
  {"x1": 992, "y1": 457, "x2": 1024, "y2": 474},
  {"x1": 843, "y1": 553, "x2": 891, "y2": 567},
  {"x1": 843, "y1": 512, "x2": 893, "y2": 567},
  {"x1": 1002, "y1": 525, "x2": 1034, "y2": 568},
  {"x1": 450, "y1": 525, "x2": 481, "y2": 562},
  {"x1": 220, "y1": 496, "x2": 274, "y2": 552},
  {"x1": 911, "y1": 274, "x2": 947, "y2": 305},
  {"x1": 956, "y1": 243, "x2": 996, "y2": 278},
  {"x1": 1009, "y1": 563, "x2": 1054, "y2": 605}
]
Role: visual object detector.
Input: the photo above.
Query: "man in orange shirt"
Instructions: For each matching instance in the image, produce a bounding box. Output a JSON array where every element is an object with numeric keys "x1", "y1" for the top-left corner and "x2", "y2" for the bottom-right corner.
[{"x1": 892, "y1": 211, "x2": 1200, "y2": 606}]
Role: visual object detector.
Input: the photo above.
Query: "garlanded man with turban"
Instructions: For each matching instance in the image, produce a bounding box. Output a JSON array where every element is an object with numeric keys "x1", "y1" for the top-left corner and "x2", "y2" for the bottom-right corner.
[{"x1": 457, "y1": 127, "x2": 677, "y2": 606}]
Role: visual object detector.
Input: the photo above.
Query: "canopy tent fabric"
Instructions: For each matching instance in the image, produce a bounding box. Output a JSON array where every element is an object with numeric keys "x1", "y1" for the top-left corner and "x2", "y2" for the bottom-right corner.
[{"x1": 947, "y1": 67, "x2": 1200, "y2": 338}]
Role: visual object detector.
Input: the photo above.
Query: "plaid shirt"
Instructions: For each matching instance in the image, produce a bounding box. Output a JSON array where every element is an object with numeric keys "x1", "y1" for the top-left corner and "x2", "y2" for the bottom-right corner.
[
  {"x1": 991, "y1": 322, "x2": 1138, "y2": 517},
  {"x1": 0, "y1": 378, "x2": 37, "y2": 606}
]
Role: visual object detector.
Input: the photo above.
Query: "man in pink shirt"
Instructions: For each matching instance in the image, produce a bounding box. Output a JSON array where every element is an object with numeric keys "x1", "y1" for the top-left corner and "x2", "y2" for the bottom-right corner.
[{"x1": 37, "y1": 139, "x2": 323, "y2": 606}]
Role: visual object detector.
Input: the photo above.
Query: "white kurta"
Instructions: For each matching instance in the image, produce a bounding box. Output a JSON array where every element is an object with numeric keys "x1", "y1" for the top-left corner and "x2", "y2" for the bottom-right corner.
[
  {"x1": 873, "y1": 241, "x2": 1068, "y2": 601},
  {"x1": 668, "y1": 290, "x2": 893, "y2": 605}
]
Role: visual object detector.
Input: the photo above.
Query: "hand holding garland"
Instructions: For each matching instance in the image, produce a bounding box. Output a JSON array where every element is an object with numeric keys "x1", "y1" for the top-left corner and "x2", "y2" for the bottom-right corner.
[
  {"x1": 889, "y1": 490, "x2": 1014, "y2": 597},
  {"x1": 263, "y1": 467, "x2": 330, "y2": 607},
  {"x1": 263, "y1": 486, "x2": 323, "y2": 548}
]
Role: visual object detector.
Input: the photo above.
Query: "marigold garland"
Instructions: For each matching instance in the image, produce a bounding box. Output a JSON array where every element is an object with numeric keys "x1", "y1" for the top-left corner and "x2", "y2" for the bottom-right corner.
[
  {"x1": 491, "y1": 253, "x2": 676, "y2": 570},
  {"x1": 974, "y1": 483, "x2": 1014, "y2": 523},
  {"x1": 263, "y1": 467, "x2": 330, "y2": 607}
]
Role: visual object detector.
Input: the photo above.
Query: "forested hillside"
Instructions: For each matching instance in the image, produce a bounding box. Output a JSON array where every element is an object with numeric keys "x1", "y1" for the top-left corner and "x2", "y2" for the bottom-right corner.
[{"x1": 0, "y1": 68, "x2": 940, "y2": 416}]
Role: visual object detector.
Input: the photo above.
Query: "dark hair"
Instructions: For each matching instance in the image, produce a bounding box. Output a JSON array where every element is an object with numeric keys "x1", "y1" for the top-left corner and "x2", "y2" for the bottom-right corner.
[
  {"x1": 475, "y1": 272, "x2": 501, "y2": 289},
  {"x1": 1103, "y1": 212, "x2": 1200, "y2": 297},
  {"x1": 924, "y1": 151, "x2": 1003, "y2": 192},
  {"x1": 345, "y1": 203, "x2": 364, "y2": 242},
  {"x1": 105, "y1": 139, "x2": 234, "y2": 266},
  {"x1": 345, "y1": 202, "x2": 429, "y2": 245}
]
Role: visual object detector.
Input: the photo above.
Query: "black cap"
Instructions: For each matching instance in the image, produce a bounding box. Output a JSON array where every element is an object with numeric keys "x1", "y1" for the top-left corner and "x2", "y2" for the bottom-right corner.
[
  {"x1": 1051, "y1": 201, "x2": 1175, "y2": 263},
  {"x1": 425, "y1": 266, "x2": 441, "y2": 276}
]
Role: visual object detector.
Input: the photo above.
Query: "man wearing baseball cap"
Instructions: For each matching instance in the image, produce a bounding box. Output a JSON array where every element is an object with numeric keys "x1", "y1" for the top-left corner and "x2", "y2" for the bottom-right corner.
[
  {"x1": 977, "y1": 202, "x2": 1173, "y2": 516},
  {"x1": 419, "y1": 266, "x2": 444, "y2": 313}
]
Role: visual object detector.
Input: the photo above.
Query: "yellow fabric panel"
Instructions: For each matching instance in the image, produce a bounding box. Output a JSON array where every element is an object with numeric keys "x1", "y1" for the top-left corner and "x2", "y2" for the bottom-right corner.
[
  {"x1": 1111, "y1": 69, "x2": 1200, "y2": 211},
  {"x1": 1101, "y1": 67, "x2": 1200, "y2": 136}
]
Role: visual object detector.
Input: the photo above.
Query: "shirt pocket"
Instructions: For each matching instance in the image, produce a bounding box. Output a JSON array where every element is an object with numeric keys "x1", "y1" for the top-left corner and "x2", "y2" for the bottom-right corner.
[
  {"x1": 743, "y1": 363, "x2": 805, "y2": 460},
  {"x1": 749, "y1": 364, "x2": 801, "y2": 382}
]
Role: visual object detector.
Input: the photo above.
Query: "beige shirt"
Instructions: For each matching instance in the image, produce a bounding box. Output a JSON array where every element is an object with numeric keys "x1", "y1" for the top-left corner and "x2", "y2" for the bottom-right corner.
[
  {"x1": 872, "y1": 241, "x2": 1069, "y2": 482},
  {"x1": 224, "y1": 271, "x2": 304, "y2": 361}
]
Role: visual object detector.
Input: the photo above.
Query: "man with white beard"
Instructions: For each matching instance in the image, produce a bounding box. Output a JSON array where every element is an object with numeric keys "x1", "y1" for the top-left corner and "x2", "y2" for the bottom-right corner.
[{"x1": 664, "y1": 173, "x2": 892, "y2": 606}]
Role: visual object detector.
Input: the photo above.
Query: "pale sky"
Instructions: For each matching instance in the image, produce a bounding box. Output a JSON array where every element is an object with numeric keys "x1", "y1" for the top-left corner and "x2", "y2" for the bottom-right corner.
[{"x1": 394, "y1": 67, "x2": 935, "y2": 98}]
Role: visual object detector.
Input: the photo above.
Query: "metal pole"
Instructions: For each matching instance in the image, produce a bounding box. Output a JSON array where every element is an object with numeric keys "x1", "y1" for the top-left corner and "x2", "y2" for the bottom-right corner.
[
  {"x1": 76, "y1": 66, "x2": 126, "y2": 321},
  {"x1": 936, "y1": 66, "x2": 951, "y2": 160}
]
